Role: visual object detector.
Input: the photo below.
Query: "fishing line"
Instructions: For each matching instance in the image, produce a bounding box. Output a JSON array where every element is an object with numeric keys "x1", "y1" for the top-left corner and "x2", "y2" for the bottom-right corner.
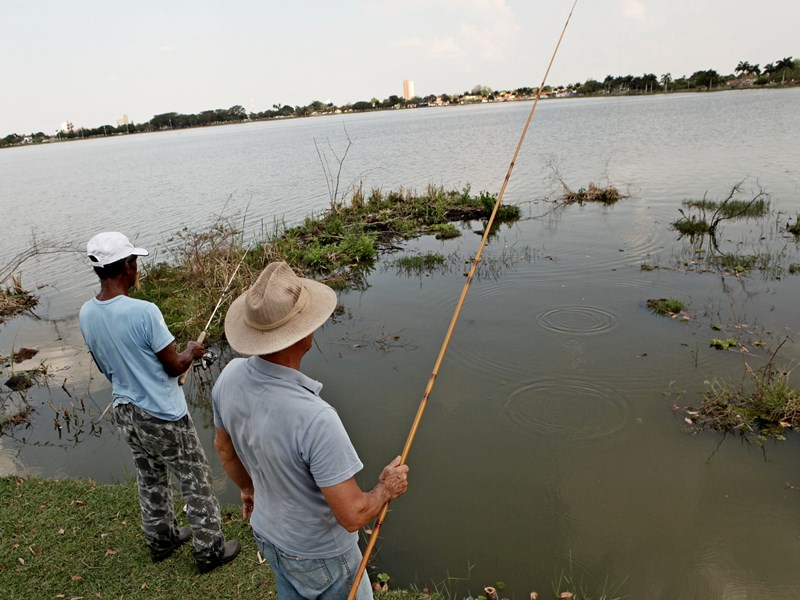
[{"x1": 347, "y1": 2, "x2": 578, "y2": 597}]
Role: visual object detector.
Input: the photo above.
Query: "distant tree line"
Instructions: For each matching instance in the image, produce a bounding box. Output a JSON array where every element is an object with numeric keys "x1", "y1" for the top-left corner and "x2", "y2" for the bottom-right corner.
[{"x1": 2, "y1": 57, "x2": 796, "y2": 148}]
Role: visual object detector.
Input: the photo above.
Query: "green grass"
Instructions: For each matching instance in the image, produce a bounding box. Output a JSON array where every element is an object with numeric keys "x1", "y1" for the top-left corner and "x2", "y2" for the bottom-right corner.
[
  {"x1": 0, "y1": 476, "x2": 437, "y2": 600},
  {"x1": 394, "y1": 253, "x2": 447, "y2": 276},
  {"x1": 671, "y1": 217, "x2": 710, "y2": 236},
  {"x1": 552, "y1": 554, "x2": 628, "y2": 600},
  {"x1": 0, "y1": 476, "x2": 274, "y2": 599},
  {"x1": 428, "y1": 223, "x2": 461, "y2": 240},
  {"x1": 132, "y1": 185, "x2": 520, "y2": 346},
  {"x1": 709, "y1": 337, "x2": 738, "y2": 350},
  {"x1": 716, "y1": 198, "x2": 769, "y2": 218},
  {"x1": 646, "y1": 298, "x2": 685, "y2": 316},
  {"x1": 709, "y1": 253, "x2": 758, "y2": 274},
  {"x1": 0, "y1": 476, "x2": 634, "y2": 599},
  {"x1": 684, "y1": 363, "x2": 800, "y2": 443},
  {"x1": 682, "y1": 198, "x2": 769, "y2": 218}
]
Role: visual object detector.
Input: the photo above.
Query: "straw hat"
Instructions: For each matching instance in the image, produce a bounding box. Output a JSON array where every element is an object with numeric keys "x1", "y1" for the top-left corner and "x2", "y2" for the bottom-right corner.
[{"x1": 224, "y1": 262, "x2": 337, "y2": 355}]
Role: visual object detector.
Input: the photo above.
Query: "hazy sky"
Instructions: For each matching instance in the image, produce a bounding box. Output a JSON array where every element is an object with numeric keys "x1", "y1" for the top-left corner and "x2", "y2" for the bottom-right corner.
[{"x1": 2, "y1": 0, "x2": 797, "y2": 135}]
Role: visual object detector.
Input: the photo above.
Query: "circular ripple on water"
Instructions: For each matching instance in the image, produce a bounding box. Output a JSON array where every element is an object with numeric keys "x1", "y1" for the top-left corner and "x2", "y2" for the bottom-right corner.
[
  {"x1": 537, "y1": 305, "x2": 618, "y2": 336},
  {"x1": 503, "y1": 378, "x2": 633, "y2": 441}
]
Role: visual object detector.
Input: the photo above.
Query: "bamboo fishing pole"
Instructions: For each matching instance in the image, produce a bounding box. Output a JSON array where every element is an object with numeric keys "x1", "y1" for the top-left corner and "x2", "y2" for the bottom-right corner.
[
  {"x1": 178, "y1": 248, "x2": 249, "y2": 385},
  {"x1": 347, "y1": 2, "x2": 578, "y2": 597}
]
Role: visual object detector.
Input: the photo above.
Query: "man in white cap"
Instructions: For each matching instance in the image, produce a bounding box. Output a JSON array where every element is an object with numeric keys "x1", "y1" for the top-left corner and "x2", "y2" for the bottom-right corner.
[
  {"x1": 212, "y1": 261, "x2": 409, "y2": 599},
  {"x1": 78, "y1": 231, "x2": 240, "y2": 573}
]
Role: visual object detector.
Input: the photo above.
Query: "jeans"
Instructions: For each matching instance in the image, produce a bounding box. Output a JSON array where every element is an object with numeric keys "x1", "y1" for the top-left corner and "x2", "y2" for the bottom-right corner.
[{"x1": 253, "y1": 530, "x2": 373, "y2": 600}]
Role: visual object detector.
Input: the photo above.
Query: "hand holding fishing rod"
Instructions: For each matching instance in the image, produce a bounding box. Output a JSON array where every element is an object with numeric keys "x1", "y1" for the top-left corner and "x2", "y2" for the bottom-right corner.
[
  {"x1": 346, "y1": 2, "x2": 578, "y2": 597},
  {"x1": 178, "y1": 248, "x2": 249, "y2": 385}
]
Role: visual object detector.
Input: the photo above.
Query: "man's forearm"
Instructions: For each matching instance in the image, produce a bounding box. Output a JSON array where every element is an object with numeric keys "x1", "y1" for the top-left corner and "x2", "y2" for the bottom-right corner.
[{"x1": 214, "y1": 428, "x2": 254, "y2": 493}]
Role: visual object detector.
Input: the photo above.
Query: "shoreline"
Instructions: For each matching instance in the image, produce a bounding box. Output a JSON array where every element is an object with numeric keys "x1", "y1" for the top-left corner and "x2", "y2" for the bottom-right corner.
[{"x1": 3, "y1": 83, "x2": 797, "y2": 150}]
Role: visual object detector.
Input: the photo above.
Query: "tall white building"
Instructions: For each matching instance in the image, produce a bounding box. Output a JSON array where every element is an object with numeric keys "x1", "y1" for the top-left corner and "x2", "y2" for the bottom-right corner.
[{"x1": 403, "y1": 79, "x2": 415, "y2": 100}]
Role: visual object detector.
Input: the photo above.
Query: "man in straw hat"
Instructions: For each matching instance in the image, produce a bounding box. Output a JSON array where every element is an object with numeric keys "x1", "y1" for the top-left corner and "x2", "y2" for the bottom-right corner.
[
  {"x1": 78, "y1": 231, "x2": 240, "y2": 573},
  {"x1": 213, "y1": 261, "x2": 409, "y2": 599}
]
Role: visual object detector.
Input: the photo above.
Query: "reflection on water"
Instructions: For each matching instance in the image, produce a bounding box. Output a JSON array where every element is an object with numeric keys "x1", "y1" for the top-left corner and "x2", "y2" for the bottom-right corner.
[{"x1": 2, "y1": 89, "x2": 800, "y2": 598}]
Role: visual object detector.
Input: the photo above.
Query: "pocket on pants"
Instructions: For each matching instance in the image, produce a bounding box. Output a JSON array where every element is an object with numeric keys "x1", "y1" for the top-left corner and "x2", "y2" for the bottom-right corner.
[{"x1": 277, "y1": 549, "x2": 334, "y2": 595}]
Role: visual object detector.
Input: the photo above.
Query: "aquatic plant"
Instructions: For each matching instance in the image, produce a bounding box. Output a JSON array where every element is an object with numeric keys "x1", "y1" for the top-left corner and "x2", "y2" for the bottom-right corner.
[
  {"x1": 709, "y1": 337, "x2": 738, "y2": 350},
  {"x1": 429, "y1": 223, "x2": 461, "y2": 239},
  {"x1": 672, "y1": 216, "x2": 710, "y2": 236},
  {"x1": 552, "y1": 553, "x2": 629, "y2": 600},
  {"x1": 133, "y1": 185, "x2": 521, "y2": 346},
  {"x1": 0, "y1": 274, "x2": 38, "y2": 324},
  {"x1": 683, "y1": 197, "x2": 769, "y2": 219},
  {"x1": 394, "y1": 253, "x2": 447, "y2": 276},
  {"x1": 685, "y1": 359, "x2": 800, "y2": 444},
  {"x1": 646, "y1": 298, "x2": 686, "y2": 316},
  {"x1": 709, "y1": 253, "x2": 757, "y2": 274},
  {"x1": 562, "y1": 182, "x2": 622, "y2": 204}
]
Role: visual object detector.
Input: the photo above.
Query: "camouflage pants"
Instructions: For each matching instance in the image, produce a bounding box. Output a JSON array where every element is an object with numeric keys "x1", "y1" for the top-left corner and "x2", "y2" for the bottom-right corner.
[{"x1": 114, "y1": 403, "x2": 224, "y2": 562}]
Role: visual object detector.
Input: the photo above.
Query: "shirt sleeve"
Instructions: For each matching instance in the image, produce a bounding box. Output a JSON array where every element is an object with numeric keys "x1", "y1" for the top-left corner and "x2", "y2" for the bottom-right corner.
[
  {"x1": 142, "y1": 302, "x2": 175, "y2": 354},
  {"x1": 304, "y1": 407, "x2": 363, "y2": 488}
]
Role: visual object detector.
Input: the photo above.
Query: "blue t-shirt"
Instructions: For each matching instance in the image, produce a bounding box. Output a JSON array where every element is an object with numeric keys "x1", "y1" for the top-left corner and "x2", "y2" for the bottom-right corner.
[
  {"x1": 212, "y1": 356, "x2": 363, "y2": 558},
  {"x1": 79, "y1": 295, "x2": 187, "y2": 421}
]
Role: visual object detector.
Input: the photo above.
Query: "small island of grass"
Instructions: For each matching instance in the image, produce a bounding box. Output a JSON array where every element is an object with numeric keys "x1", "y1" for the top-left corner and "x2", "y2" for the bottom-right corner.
[{"x1": 132, "y1": 185, "x2": 520, "y2": 345}]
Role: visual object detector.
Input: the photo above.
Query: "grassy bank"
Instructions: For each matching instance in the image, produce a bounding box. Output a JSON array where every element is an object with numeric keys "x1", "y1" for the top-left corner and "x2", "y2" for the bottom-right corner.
[
  {"x1": 1, "y1": 476, "x2": 627, "y2": 599},
  {"x1": 0, "y1": 475, "x2": 427, "y2": 600},
  {"x1": 132, "y1": 184, "x2": 521, "y2": 345}
]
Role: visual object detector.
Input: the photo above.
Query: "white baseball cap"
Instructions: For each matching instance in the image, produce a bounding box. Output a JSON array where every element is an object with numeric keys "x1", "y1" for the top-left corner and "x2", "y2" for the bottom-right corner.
[{"x1": 86, "y1": 232, "x2": 148, "y2": 267}]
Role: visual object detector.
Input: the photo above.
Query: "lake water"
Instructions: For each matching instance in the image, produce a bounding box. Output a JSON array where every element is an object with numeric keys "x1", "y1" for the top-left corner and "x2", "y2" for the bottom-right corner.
[{"x1": 2, "y1": 88, "x2": 800, "y2": 599}]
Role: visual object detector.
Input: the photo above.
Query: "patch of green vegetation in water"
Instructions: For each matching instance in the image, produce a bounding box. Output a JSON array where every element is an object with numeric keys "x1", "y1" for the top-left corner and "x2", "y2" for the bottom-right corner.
[
  {"x1": 709, "y1": 337, "x2": 738, "y2": 350},
  {"x1": 394, "y1": 253, "x2": 447, "y2": 276},
  {"x1": 646, "y1": 298, "x2": 685, "y2": 316},
  {"x1": 685, "y1": 364, "x2": 800, "y2": 443}
]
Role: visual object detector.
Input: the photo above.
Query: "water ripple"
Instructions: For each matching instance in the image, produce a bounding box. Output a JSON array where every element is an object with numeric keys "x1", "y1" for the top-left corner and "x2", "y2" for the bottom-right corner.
[
  {"x1": 503, "y1": 377, "x2": 633, "y2": 442},
  {"x1": 537, "y1": 305, "x2": 618, "y2": 336}
]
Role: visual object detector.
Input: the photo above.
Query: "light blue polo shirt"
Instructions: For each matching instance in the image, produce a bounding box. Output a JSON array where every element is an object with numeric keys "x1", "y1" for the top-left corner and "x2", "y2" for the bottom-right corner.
[
  {"x1": 79, "y1": 295, "x2": 187, "y2": 421},
  {"x1": 212, "y1": 356, "x2": 363, "y2": 558}
]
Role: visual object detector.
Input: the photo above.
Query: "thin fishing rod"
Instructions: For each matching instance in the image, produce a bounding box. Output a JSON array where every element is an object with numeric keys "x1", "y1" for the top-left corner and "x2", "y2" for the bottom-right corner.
[
  {"x1": 347, "y1": 2, "x2": 578, "y2": 597},
  {"x1": 178, "y1": 247, "x2": 249, "y2": 385}
]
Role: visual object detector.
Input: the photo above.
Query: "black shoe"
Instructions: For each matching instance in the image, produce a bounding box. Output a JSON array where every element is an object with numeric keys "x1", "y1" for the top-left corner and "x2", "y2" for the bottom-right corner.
[
  {"x1": 196, "y1": 539, "x2": 241, "y2": 574},
  {"x1": 150, "y1": 526, "x2": 192, "y2": 563}
]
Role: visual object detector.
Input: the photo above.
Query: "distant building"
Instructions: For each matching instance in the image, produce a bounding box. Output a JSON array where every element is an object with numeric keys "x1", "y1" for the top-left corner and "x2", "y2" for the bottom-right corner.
[
  {"x1": 403, "y1": 79, "x2": 415, "y2": 100},
  {"x1": 117, "y1": 114, "x2": 129, "y2": 126}
]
